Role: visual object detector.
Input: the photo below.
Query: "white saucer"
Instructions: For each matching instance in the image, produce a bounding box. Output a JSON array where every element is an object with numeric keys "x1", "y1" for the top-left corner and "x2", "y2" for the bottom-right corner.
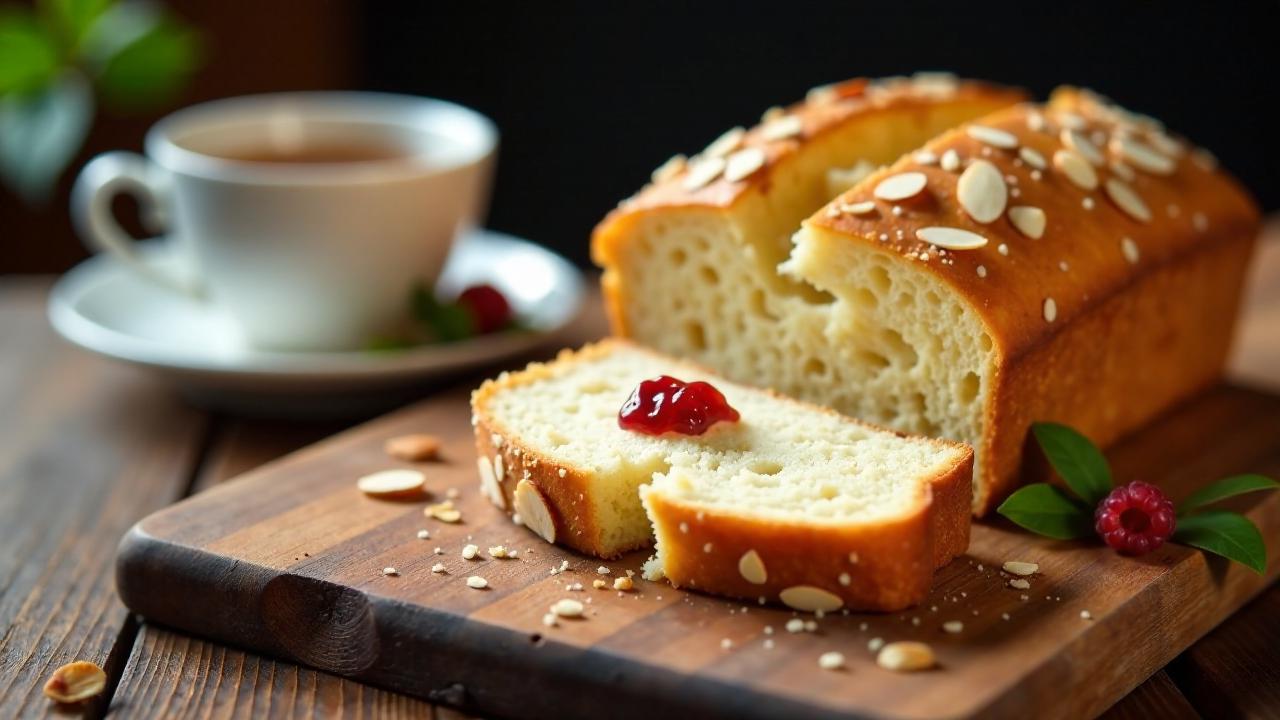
[{"x1": 48, "y1": 229, "x2": 586, "y2": 416}]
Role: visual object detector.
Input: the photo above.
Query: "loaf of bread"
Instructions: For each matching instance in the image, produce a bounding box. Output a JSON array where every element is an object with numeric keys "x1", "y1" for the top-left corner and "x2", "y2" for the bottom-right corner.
[
  {"x1": 470, "y1": 340, "x2": 972, "y2": 611},
  {"x1": 593, "y1": 80, "x2": 1260, "y2": 514}
]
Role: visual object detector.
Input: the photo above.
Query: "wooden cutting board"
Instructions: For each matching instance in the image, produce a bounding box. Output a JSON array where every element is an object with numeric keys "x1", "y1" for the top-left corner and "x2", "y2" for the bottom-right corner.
[{"x1": 116, "y1": 381, "x2": 1280, "y2": 720}]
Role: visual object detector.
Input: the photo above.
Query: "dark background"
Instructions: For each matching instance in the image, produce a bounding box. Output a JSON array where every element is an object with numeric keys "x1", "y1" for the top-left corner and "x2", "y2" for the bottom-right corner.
[{"x1": 4, "y1": 1, "x2": 1279, "y2": 272}]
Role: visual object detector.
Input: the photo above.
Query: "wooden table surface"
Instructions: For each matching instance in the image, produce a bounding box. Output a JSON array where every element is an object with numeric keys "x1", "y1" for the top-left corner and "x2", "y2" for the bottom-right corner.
[{"x1": 2, "y1": 224, "x2": 1278, "y2": 719}]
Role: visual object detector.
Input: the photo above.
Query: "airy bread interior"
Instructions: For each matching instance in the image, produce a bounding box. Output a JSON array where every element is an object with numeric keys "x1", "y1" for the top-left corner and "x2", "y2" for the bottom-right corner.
[{"x1": 482, "y1": 343, "x2": 967, "y2": 556}]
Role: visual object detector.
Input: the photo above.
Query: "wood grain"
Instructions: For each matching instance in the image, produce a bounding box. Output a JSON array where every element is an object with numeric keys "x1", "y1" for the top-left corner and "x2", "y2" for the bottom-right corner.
[
  {"x1": 115, "y1": 378, "x2": 1280, "y2": 720},
  {"x1": 0, "y1": 278, "x2": 208, "y2": 718},
  {"x1": 1170, "y1": 585, "x2": 1280, "y2": 719},
  {"x1": 1098, "y1": 670, "x2": 1200, "y2": 720}
]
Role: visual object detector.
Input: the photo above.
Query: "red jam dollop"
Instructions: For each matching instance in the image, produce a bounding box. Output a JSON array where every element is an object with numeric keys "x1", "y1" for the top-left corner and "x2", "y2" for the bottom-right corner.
[{"x1": 618, "y1": 375, "x2": 740, "y2": 436}]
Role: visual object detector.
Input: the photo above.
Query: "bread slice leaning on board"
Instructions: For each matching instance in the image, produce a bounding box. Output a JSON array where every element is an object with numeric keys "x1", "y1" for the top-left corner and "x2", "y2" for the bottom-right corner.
[
  {"x1": 470, "y1": 340, "x2": 973, "y2": 612},
  {"x1": 593, "y1": 81, "x2": 1261, "y2": 515}
]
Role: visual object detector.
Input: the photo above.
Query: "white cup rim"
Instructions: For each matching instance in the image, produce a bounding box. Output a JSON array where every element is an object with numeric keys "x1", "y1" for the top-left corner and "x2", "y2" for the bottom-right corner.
[{"x1": 146, "y1": 91, "x2": 498, "y2": 185}]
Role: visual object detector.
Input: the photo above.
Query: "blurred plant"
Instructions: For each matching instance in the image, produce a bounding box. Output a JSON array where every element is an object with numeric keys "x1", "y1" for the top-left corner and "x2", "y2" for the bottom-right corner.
[{"x1": 0, "y1": 0, "x2": 200, "y2": 203}]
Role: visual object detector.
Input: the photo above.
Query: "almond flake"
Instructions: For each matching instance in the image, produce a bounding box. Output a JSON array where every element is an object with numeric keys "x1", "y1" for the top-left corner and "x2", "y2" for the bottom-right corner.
[
  {"x1": 681, "y1": 156, "x2": 726, "y2": 191},
  {"x1": 1043, "y1": 298, "x2": 1058, "y2": 323},
  {"x1": 1057, "y1": 112, "x2": 1087, "y2": 131},
  {"x1": 967, "y1": 124, "x2": 1018, "y2": 149},
  {"x1": 1061, "y1": 129, "x2": 1104, "y2": 166},
  {"x1": 780, "y1": 585, "x2": 844, "y2": 613},
  {"x1": 1002, "y1": 561, "x2": 1039, "y2": 576},
  {"x1": 43, "y1": 661, "x2": 107, "y2": 704},
  {"x1": 477, "y1": 456, "x2": 504, "y2": 509},
  {"x1": 357, "y1": 469, "x2": 426, "y2": 499},
  {"x1": 1027, "y1": 112, "x2": 1048, "y2": 133},
  {"x1": 382, "y1": 567, "x2": 398, "y2": 576},
  {"x1": 844, "y1": 200, "x2": 876, "y2": 215},
  {"x1": 761, "y1": 115, "x2": 803, "y2": 141},
  {"x1": 818, "y1": 651, "x2": 846, "y2": 670},
  {"x1": 724, "y1": 147, "x2": 766, "y2": 182},
  {"x1": 877, "y1": 641, "x2": 935, "y2": 672},
  {"x1": 1147, "y1": 130, "x2": 1184, "y2": 157},
  {"x1": 651, "y1": 156, "x2": 685, "y2": 185},
  {"x1": 551, "y1": 598, "x2": 584, "y2": 618},
  {"x1": 942, "y1": 620, "x2": 964, "y2": 634},
  {"x1": 1104, "y1": 178, "x2": 1152, "y2": 222},
  {"x1": 1018, "y1": 146, "x2": 1047, "y2": 170},
  {"x1": 914, "y1": 150, "x2": 939, "y2": 165},
  {"x1": 1009, "y1": 578, "x2": 1032, "y2": 590},
  {"x1": 873, "y1": 172, "x2": 928, "y2": 201},
  {"x1": 1008, "y1": 206, "x2": 1046, "y2": 239},
  {"x1": 1121, "y1": 237, "x2": 1140, "y2": 264},
  {"x1": 940, "y1": 149, "x2": 961, "y2": 172},
  {"x1": 915, "y1": 227, "x2": 988, "y2": 250},
  {"x1": 514, "y1": 479, "x2": 556, "y2": 544},
  {"x1": 466, "y1": 575, "x2": 488, "y2": 589},
  {"x1": 462, "y1": 544, "x2": 479, "y2": 560},
  {"x1": 1112, "y1": 136, "x2": 1175, "y2": 175},
  {"x1": 738, "y1": 549, "x2": 768, "y2": 585},
  {"x1": 956, "y1": 160, "x2": 1007, "y2": 223},
  {"x1": 704, "y1": 127, "x2": 745, "y2": 158},
  {"x1": 1109, "y1": 159, "x2": 1136, "y2": 182},
  {"x1": 384, "y1": 434, "x2": 442, "y2": 462},
  {"x1": 1053, "y1": 149, "x2": 1098, "y2": 190}
]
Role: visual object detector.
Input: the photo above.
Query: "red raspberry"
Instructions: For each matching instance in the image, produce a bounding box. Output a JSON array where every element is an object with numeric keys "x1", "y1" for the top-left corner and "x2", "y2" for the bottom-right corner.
[
  {"x1": 1094, "y1": 481, "x2": 1177, "y2": 555},
  {"x1": 457, "y1": 284, "x2": 512, "y2": 334}
]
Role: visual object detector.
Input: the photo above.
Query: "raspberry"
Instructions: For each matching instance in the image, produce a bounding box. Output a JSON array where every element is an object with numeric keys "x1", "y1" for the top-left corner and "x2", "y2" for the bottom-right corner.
[
  {"x1": 457, "y1": 284, "x2": 512, "y2": 334},
  {"x1": 1094, "y1": 481, "x2": 1176, "y2": 555}
]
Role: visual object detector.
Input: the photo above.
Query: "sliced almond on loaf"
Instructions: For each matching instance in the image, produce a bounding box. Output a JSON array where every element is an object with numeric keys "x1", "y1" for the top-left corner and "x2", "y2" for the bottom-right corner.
[{"x1": 469, "y1": 339, "x2": 972, "y2": 611}]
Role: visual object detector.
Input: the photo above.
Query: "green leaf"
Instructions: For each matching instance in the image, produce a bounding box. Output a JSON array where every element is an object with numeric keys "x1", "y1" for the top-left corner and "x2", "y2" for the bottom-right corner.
[
  {"x1": 96, "y1": 19, "x2": 200, "y2": 110},
  {"x1": 1173, "y1": 510, "x2": 1267, "y2": 574},
  {"x1": 1031, "y1": 422, "x2": 1113, "y2": 505},
  {"x1": 0, "y1": 9, "x2": 60, "y2": 95},
  {"x1": 411, "y1": 285, "x2": 475, "y2": 342},
  {"x1": 0, "y1": 72, "x2": 92, "y2": 202},
  {"x1": 1179, "y1": 474, "x2": 1280, "y2": 515},
  {"x1": 997, "y1": 483, "x2": 1095, "y2": 540},
  {"x1": 43, "y1": 0, "x2": 111, "y2": 50}
]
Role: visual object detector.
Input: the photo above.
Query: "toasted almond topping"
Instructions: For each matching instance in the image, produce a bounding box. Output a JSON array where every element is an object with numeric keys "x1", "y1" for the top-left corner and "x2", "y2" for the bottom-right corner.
[
  {"x1": 818, "y1": 651, "x2": 846, "y2": 670},
  {"x1": 356, "y1": 469, "x2": 426, "y2": 499},
  {"x1": 1053, "y1": 149, "x2": 1098, "y2": 190},
  {"x1": 780, "y1": 585, "x2": 844, "y2": 613},
  {"x1": 761, "y1": 115, "x2": 803, "y2": 141},
  {"x1": 1008, "y1": 206, "x2": 1047, "y2": 239},
  {"x1": 682, "y1": 156, "x2": 726, "y2": 191},
  {"x1": 942, "y1": 620, "x2": 964, "y2": 634},
  {"x1": 724, "y1": 147, "x2": 767, "y2": 182},
  {"x1": 651, "y1": 154, "x2": 687, "y2": 183},
  {"x1": 1104, "y1": 178, "x2": 1152, "y2": 222},
  {"x1": 873, "y1": 172, "x2": 928, "y2": 201},
  {"x1": 462, "y1": 544, "x2": 479, "y2": 560},
  {"x1": 1018, "y1": 146, "x2": 1047, "y2": 170},
  {"x1": 1147, "y1": 130, "x2": 1184, "y2": 157},
  {"x1": 435, "y1": 509, "x2": 461, "y2": 523},
  {"x1": 1002, "y1": 561, "x2": 1039, "y2": 576},
  {"x1": 1121, "y1": 237, "x2": 1140, "y2": 264},
  {"x1": 1009, "y1": 578, "x2": 1032, "y2": 590},
  {"x1": 876, "y1": 641, "x2": 935, "y2": 672},
  {"x1": 477, "y1": 456, "x2": 505, "y2": 510},
  {"x1": 514, "y1": 479, "x2": 556, "y2": 544},
  {"x1": 967, "y1": 124, "x2": 1018, "y2": 149},
  {"x1": 956, "y1": 160, "x2": 1008, "y2": 224},
  {"x1": 738, "y1": 549, "x2": 768, "y2": 585},
  {"x1": 1061, "y1": 129, "x2": 1104, "y2": 166},
  {"x1": 914, "y1": 150, "x2": 939, "y2": 165},
  {"x1": 1057, "y1": 112, "x2": 1087, "y2": 131},
  {"x1": 551, "y1": 598, "x2": 584, "y2": 618},
  {"x1": 940, "y1": 148, "x2": 961, "y2": 172},
  {"x1": 1043, "y1": 298, "x2": 1058, "y2": 323},
  {"x1": 383, "y1": 567, "x2": 398, "y2": 576},
  {"x1": 384, "y1": 434, "x2": 442, "y2": 462},
  {"x1": 613, "y1": 576, "x2": 634, "y2": 591},
  {"x1": 43, "y1": 661, "x2": 106, "y2": 704},
  {"x1": 915, "y1": 227, "x2": 988, "y2": 250},
  {"x1": 761, "y1": 105, "x2": 785, "y2": 123},
  {"x1": 1026, "y1": 112, "x2": 1048, "y2": 133},
  {"x1": 1112, "y1": 136, "x2": 1175, "y2": 175},
  {"x1": 845, "y1": 200, "x2": 877, "y2": 215},
  {"x1": 494, "y1": 454, "x2": 505, "y2": 482},
  {"x1": 704, "y1": 127, "x2": 746, "y2": 158},
  {"x1": 1109, "y1": 159, "x2": 1136, "y2": 182},
  {"x1": 466, "y1": 575, "x2": 488, "y2": 589}
]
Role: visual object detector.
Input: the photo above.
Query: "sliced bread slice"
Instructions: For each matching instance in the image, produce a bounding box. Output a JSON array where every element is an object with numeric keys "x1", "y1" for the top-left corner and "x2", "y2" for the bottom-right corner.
[{"x1": 470, "y1": 340, "x2": 972, "y2": 611}]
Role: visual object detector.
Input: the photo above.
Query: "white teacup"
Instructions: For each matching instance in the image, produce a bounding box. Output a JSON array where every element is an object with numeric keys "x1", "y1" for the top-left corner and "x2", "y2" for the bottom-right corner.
[{"x1": 72, "y1": 92, "x2": 497, "y2": 351}]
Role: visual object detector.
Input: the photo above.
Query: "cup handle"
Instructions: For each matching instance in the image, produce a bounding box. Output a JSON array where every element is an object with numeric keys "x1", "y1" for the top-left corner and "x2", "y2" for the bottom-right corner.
[{"x1": 71, "y1": 151, "x2": 201, "y2": 297}]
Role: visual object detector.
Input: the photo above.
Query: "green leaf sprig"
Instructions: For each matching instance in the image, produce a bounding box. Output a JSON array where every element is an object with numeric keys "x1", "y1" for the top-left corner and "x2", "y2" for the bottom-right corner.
[{"x1": 998, "y1": 422, "x2": 1278, "y2": 573}]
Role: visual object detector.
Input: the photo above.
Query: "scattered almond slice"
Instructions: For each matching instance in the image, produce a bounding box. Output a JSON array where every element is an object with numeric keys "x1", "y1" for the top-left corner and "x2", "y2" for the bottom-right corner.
[
  {"x1": 738, "y1": 549, "x2": 768, "y2": 585},
  {"x1": 1112, "y1": 136, "x2": 1175, "y2": 175},
  {"x1": 466, "y1": 575, "x2": 488, "y2": 589},
  {"x1": 357, "y1": 469, "x2": 426, "y2": 500},
  {"x1": 956, "y1": 160, "x2": 1007, "y2": 224},
  {"x1": 651, "y1": 154, "x2": 687, "y2": 184},
  {"x1": 514, "y1": 479, "x2": 556, "y2": 543},
  {"x1": 682, "y1": 156, "x2": 727, "y2": 191},
  {"x1": 425, "y1": 500, "x2": 462, "y2": 523},
  {"x1": 383, "y1": 434, "x2": 442, "y2": 462},
  {"x1": 1009, "y1": 578, "x2": 1031, "y2": 590},
  {"x1": 876, "y1": 641, "x2": 935, "y2": 672},
  {"x1": 1121, "y1": 237, "x2": 1141, "y2": 264},
  {"x1": 1053, "y1": 149, "x2": 1098, "y2": 190},
  {"x1": 1061, "y1": 129, "x2": 1104, "y2": 166},
  {"x1": 550, "y1": 598, "x2": 585, "y2": 618},
  {"x1": 1002, "y1": 561, "x2": 1039, "y2": 576},
  {"x1": 942, "y1": 620, "x2": 964, "y2": 634},
  {"x1": 940, "y1": 149, "x2": 961, "y2": 172},
  {"x1": 1008, "y1": 206, "x2": 1046, "y2": 239},
  {"x1": 1018, "y1": 146, "x2": 1047, "y2": 170},
  {"x1": 915, "y1": 227, "x2": 988, "y2": 250},
  {"x1": 780, "y1": 585, "x2": 843, "y2": 613},
  {"x1": 966, "y1": 124, "x2": 1018, "y2": 149},
  {"x1": 724, "y1": 147, "x2": 766, "y2": 182},
  {"x1": 1104, "y1": 178, "x2": 1152, "y2": 222},
  {"x1": 761, "y1": 115, "x2": 803, "y2": 141},
  {"x1": 818, "y1": 651, "x2": 846, "y2": 671},
  {"x1": 43, "y1": 661, "x2": 106, "y2": 704},
  {"x1": 873, "y1": 172, "x2": 928, "y2": 201},
  {"x1": 703, "y1": 127, "x2": 746, "y2": 158}
]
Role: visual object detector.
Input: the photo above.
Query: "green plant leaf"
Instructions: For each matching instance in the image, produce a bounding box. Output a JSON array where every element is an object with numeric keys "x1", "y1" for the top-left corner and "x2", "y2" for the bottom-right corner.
[
  {"x1": 411, "y1": 284, "x2": 475, "y2": 342},
  {"x1": 43, "y1": 0, "x2": 111, "y2": 50},
  {"x1": 0, "y1": 9, "x2": 60, "y2": 95},
  {"x1": 997, "y1": 483, "x2": 1095, "y2": 540},
  {"x1": 1173, "y1": 510, "x2": 1267, "y2": 574},
  {"x1": 0, "y1": 71, "x2": 92, "y2": 202},
  {"x1": 1031, "y1": 422, "x2": 1113, "y2": 505},
  {"x1": 96, "y1": 19, "x2": 200, "y2": 110},
  {"x1": 1179, "y1": 474, "x2": 1280, "y2": 515}
]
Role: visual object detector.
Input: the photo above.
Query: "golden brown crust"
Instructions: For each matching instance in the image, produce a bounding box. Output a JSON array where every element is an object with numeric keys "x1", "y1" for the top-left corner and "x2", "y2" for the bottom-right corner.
[
  {"x1": 803, "y1": 88, "x2": 1260, "y2": 512},
  {"x1": 642, "y1": 447, "x2": 972, "y2": 612},
  {"x1": 471, "y1": 339, "x2": 973, "y2": 610}
]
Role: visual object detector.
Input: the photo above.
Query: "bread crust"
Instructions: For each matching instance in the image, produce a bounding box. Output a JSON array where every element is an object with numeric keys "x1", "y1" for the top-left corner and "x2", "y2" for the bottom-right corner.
[
  {"x1": 470, "y1": 339, "x2": 974, "y2": 611},
  {"x1": 801, "y1": 90, "x2": 1260, "y2": 511}
]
